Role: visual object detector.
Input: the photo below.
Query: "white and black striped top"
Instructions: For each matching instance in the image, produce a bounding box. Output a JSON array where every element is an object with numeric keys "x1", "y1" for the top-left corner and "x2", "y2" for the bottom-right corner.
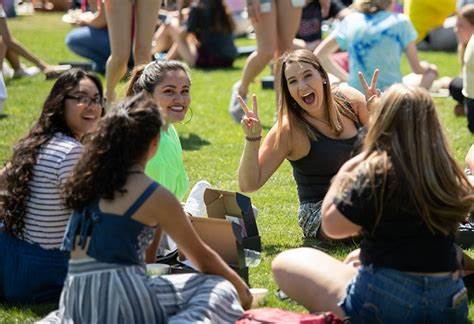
[{"x1": 23, "y1": 133, "x2": 83, "y2": 250}]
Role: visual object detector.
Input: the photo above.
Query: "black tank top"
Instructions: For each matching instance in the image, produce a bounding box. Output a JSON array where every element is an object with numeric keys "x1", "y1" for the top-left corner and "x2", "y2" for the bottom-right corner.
[{"x1": 289, "y1": 121, "x2": 362, "y2": 204}]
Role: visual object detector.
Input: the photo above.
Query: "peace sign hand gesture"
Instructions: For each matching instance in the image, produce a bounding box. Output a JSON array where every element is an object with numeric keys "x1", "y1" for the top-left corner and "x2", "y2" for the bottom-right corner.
[
  {"x1": 358, "y1": 69, "x2": 381, "y2": 103},
  {"x1": 238, "y1": 94, "x2": 262, "y2": 139}
]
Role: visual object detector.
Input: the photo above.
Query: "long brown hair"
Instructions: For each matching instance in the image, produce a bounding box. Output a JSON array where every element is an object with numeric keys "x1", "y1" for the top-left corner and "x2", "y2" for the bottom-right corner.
[
  {"x1": 341, "y1": 84, "x2": 473, "y2": 235},
  {"x1": 457, "y1": 4, "x2": 474, "y2": 63},
  {"x1": 275, "y1": 49, "x2": 357, "y2": 143},
  {"x1": 64, "y1": 93, "x2": 162, "y2": 211},
  {"x1": 0, "y1": 69, "x2": 103, "y2": 237},
  {"x1": 194, "y1": 0, "x2": 235, "y2": 34}
]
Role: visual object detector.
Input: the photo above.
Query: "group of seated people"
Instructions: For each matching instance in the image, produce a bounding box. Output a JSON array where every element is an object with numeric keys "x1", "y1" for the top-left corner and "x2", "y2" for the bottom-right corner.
[
  {"x1": 0, "y1": 46, "x2": 472, "y2": 322},
  {"x1": 0, "y1": 0, "x2": 472, "y2": 323}
]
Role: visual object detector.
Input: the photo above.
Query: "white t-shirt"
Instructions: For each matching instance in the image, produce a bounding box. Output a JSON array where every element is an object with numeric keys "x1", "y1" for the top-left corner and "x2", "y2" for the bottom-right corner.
[{"x1": 463, "y1": 35, "x2": 474, "y2": 99}]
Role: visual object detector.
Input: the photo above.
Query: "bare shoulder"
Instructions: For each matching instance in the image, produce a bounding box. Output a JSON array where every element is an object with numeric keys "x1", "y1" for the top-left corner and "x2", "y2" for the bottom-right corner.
[
  {"x1": 334, "y1": 85, "x2": 368, "y2": 124},
  {"x1": 149, "y1": 183, "x2": 179, "y2": 209},
  {"x1": 262, "y1": 118, "x2": 302, "y2": 158},
  {"x1": 137, "y1": 182, "x2": 182, "y2": 226},
  {"x1": 335, "y1": 84, "x2": 366, "y2": 104},
  {"x1": 265, "y1": 118, "x2": 292, "y2": 146},
  {"x1": 275, "y1": 117, "x2": 309, "y2": 160}
]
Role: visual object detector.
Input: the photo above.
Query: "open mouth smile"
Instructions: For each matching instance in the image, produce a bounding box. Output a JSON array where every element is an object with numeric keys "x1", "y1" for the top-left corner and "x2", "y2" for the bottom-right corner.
[
  {"x1": 301, "y1": 92, "x2": 315, "y2": 105},
  {"x1": 169, "y1": 106, "x2": 185, "y2": 112}
]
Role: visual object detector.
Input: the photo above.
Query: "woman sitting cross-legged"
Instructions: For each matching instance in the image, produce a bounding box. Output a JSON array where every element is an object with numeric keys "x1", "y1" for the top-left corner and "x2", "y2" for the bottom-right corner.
[
  {"x1": 40, "y1": 93, "x2": 251, "y2": 323},
  {"x1": 238, "y1": 49, "x2": 369, "y2": 240},
  {"x1": 0, "y1": 69, "x2": 104, "y2": 303},
  {"x1": 126, "y1": 60, "x2": 191, "y2": 260},
  {"x1": 272, "y1": 84, "x2": 473, "y2": 323},
  {"x1": 315, "y1": 0, "x2": 438, "y2": 91}
]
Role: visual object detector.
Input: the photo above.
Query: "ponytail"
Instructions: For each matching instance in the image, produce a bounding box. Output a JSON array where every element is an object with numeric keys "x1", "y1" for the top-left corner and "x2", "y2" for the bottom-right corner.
[{"x1": 126, "y1": 64, "x2": 148, "y2": 96}]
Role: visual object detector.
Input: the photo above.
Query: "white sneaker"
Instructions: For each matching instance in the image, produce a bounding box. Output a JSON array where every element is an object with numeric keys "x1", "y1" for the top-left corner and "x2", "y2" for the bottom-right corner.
[
  {"x1": 13, "y1": 66, "x2": 41, "y2": 78},
  {"x1": 229, "y1": 81, "x2": 246, "y2": 123}
]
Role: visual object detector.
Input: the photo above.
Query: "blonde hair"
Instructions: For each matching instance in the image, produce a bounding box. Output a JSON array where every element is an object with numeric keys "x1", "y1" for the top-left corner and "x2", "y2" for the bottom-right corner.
[
  {"x1": 275, "y1": 49, "x2": 357, "y2": 144},
  {"x1": 341, "y1": 84, "x2": 473, "y2": 235},
  {"x1": 354, "y1": 0, "x2": 392, "y2": 14}
]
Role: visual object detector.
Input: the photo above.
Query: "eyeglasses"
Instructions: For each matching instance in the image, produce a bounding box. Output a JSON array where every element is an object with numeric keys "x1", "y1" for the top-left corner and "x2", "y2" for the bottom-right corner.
[{"x1": 66, "y1": 95, "x2": 104, "y2": 107}]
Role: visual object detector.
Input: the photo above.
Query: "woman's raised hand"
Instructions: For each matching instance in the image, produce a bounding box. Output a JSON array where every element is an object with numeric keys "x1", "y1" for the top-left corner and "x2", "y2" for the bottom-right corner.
[
  {"x1": 238, "y1": 94, "x2": 262, "y2": 140},
  {"x1": 358, "y1": 69, "x2": 380, "y2": 101},
  {"x1": 358, "y1": 69, "x2": 381, "y2": 110}
]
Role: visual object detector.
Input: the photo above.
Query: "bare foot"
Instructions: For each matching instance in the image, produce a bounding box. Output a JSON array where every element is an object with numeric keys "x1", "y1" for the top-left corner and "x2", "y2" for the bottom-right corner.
[{"x1": 43, "y1": 65, "x2": 72, "y2": 79}]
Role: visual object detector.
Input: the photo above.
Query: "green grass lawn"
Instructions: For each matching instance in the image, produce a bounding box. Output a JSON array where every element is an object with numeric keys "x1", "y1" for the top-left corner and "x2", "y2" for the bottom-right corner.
[{"x1": 0, "y1": 13, "x2": 473, "y2": 323}]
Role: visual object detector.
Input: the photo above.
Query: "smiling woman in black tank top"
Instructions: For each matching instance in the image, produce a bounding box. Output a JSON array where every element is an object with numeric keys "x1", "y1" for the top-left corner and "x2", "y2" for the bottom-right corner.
[{"x1": 237, "y1": 49, "x2": 371, "y2": 239}]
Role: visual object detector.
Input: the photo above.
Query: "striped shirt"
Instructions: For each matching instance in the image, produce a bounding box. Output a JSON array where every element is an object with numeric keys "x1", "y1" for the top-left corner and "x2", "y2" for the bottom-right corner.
[{"x1": 23, "y1": 133, "x2": 83, "y2": 250}]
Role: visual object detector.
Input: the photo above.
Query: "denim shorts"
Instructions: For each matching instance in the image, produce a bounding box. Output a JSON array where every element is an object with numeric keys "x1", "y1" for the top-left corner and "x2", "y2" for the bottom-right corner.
[
  {"x1": 297, "y1": 201, "x2": 322, "y2": 239},
  {"x1": 0, "y1": 232, "x2": 69, "y2": 303},
  {"x1": 339, "y1": 265, "x2": 468, "y2": 324}
]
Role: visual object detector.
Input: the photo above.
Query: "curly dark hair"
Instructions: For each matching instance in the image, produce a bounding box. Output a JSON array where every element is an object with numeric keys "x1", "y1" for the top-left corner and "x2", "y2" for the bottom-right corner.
[
  {"x1": 64, "y1": 92, "x2": 163, "y2": 211},
  {"x1": 0, "y1": 69, "x2": 103, "y2": 237}
]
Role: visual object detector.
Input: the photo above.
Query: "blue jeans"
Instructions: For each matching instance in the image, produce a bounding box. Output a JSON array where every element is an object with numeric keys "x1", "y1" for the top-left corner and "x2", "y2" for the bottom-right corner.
[
  {"x1": 65, "y1": 26, "x2": 110, "y2": 73},
  {"x1": 0, "y1": 232, "x2": 69, "y2": 303},
  {"x1": 340, "y1": 265, "x2": 468, "y2": 323}
]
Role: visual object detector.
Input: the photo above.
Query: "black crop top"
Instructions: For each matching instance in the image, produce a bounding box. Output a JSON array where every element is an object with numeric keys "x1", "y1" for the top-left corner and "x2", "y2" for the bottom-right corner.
[{"x1": 334, "y1": 170, "x2": 459, "y2": 272}]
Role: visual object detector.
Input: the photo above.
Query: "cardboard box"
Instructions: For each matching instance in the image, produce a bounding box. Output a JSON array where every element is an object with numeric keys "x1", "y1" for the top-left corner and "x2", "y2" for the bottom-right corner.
[{"x1": 189, "y1": 188, "x2": 261, "y2": 283}]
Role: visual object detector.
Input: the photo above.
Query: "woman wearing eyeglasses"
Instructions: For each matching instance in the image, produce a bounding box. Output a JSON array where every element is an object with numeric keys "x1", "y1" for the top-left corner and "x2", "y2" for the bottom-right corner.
[{"x1": 0, "y1": 69, "x2": 104, "y2": 303}]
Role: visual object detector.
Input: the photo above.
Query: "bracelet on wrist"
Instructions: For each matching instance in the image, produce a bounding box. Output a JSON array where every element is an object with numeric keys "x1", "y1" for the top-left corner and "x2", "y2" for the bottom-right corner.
[{"x1": 245, "y1": 135, "x2": 262, "y2": 142}]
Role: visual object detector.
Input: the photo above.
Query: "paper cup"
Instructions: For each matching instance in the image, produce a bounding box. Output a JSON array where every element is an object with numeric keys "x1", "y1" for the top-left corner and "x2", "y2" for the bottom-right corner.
[
  {"x1": 146, "y1": 263, "x2": 170, "y2": 276},
  {"x1": 250, "y1": 288, "x2": 268, "y2": 308}
]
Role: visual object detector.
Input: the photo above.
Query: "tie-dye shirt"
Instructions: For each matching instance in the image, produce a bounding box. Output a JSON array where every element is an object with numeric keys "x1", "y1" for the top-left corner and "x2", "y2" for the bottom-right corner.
[{"x1": 334, "y1": 10, "x2": 417, "y2": 91}]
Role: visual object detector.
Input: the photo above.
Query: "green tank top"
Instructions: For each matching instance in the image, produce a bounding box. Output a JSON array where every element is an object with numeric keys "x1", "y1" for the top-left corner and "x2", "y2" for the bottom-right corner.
[{"x1": 145, "y1": 125, "x2": 189, "y2": 200}]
